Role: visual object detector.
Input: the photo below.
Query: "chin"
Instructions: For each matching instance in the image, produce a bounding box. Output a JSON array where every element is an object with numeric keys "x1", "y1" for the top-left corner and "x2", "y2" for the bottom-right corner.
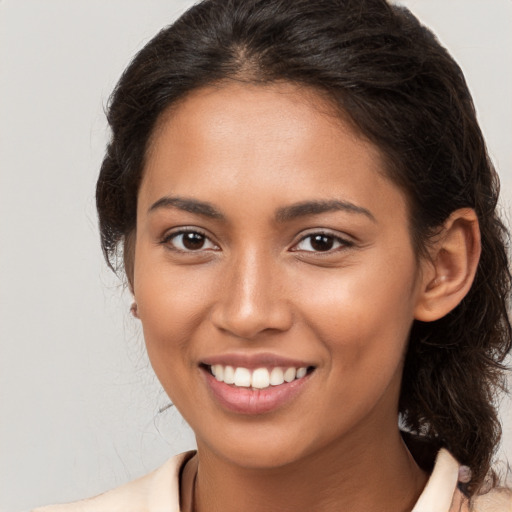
[{"x1": 198, "y1": 430, "x2": 314, "y2": 470}]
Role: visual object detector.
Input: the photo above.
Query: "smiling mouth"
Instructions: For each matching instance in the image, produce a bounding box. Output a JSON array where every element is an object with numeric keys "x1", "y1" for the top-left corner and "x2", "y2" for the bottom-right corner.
[{"x1": 202, "y1": 364, "x2": 316, "y2": 390}]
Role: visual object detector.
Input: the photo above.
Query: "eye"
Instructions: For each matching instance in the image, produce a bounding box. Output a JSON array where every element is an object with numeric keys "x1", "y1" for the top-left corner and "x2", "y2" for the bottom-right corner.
[
  {"x1": 163, "y1": 230, "x2": 219, "y2": 252},
  {"x1": 292, "y1": 232, "x2": 351, "y2": 253}
]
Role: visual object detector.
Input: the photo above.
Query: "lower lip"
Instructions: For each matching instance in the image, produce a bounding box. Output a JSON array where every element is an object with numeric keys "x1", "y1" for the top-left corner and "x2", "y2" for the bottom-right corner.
[{"x1": 202, "y1": 368, "x2": 312, "y2": 415}]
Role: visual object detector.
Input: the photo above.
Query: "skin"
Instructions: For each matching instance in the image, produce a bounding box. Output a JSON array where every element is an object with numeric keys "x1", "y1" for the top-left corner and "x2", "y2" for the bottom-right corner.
[{"x1": 132, "y1": 82, "x2": 479, "y2": 512}]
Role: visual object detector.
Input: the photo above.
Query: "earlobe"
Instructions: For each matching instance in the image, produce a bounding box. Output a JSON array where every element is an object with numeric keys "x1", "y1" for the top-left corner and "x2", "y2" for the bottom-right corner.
[{"x1": 414, "y1": 208, "x2": 481, "y2": 322}]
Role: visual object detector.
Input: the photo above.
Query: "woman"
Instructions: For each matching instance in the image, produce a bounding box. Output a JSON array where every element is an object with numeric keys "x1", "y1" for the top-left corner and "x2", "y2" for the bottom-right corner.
[{"x1": 35, "y1": 0, "x2": 511, "y2": 510}]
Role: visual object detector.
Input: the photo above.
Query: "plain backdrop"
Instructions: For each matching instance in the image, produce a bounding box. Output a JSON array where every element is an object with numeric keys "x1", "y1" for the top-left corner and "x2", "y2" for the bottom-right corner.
[{"x1": 0, "y1": 1, "x2": 511, "y2": 511}]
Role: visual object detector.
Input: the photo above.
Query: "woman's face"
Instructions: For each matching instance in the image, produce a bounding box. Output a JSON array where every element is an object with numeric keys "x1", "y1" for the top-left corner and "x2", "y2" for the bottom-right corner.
[{"x1": 134, "y1": 83, "x2": 427, "y2": 468}]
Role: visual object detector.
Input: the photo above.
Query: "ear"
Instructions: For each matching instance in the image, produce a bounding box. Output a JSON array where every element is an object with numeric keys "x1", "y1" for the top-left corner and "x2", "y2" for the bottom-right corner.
[
  {"x1": 130, "y1": 302, "x2": 139, "y2": 319},
  {"x1": 414, "y1": 208, "x2": 481, "y2": 322}
]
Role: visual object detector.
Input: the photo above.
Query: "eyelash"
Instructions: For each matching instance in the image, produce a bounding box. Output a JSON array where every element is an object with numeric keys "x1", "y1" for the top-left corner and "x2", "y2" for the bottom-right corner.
[
  {"x1": 292, "y1": 231, "x2": 354, "y2": 253},
  {"x1": 160, "y1": 229, "x2": 219, "y2": 253},
  {"x1": 160, "y1": 229, "x2": 353, "y2": 254}
]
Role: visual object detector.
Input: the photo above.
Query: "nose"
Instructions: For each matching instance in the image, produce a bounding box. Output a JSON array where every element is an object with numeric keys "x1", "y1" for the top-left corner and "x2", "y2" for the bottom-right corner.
[{"x1": 210, "y1": 248, "x2": 293, "y2": 340}]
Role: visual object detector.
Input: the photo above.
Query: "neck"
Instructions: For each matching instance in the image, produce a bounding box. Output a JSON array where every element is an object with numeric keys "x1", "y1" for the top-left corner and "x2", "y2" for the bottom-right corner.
[{"x1": 190, "y1": 427, "x2": 428, "y2": 512}]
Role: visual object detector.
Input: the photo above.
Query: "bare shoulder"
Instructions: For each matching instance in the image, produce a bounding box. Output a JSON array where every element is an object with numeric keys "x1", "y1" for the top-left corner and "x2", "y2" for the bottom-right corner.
[{"x1": 31, "y1": 452, "x2": 193, "y2": 512}]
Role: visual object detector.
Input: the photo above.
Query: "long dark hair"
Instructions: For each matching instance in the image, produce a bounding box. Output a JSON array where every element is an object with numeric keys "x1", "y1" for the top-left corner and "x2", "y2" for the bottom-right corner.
[{"x1": 96, "y1": 0, "x2": 511, "y2": 495}]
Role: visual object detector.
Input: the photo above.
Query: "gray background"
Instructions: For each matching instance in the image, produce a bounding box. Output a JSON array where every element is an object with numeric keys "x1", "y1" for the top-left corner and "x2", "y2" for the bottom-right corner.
[{"x1": 0, "y1": 1, "x2": 511, "y2": 511}]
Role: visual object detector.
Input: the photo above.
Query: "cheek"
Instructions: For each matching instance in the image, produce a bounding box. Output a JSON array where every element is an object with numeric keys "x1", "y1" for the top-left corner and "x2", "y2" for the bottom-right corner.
[
  {"x1": 134, "y1": 237, "x2": 215, "y2": 324},
  {"x1": 296, "y1": 248, "x2": 419, "y2": 371},
  {"x1": 135, "y1": 273, "x2": 206, "y2": 412},
  {"x1": 133, "y1": 245, "x2": 214, "y2": 379},
  {"x1": 295, "y1": 268, "x2": 416, "y2": 428}
]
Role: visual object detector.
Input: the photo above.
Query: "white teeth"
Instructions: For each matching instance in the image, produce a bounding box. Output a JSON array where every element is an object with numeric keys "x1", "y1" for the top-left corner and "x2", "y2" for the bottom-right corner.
[
  {"x1": 224, "y1": 365, "x2": 235, "y2": 384},
  {"x1": 209, "y1": 364, "x2": 310, "y2": 389},
  {"x1": 251, "y1": 368, "x2": 270, "y2": 389},
  {"x1": 296, "y1": 367, "x2": 307, "y2": 379},
  {"x1": 284, "y1": 367, "x2": 296, "y2": 382},
  {"x1": 233, "y1": 367, "x2": 251, "y2": 387},
  {"x1": 212, "y1": 364, "x2": 223, "y2": 381},
  {"x1": 269, "y1": 367, "x2": 285, "y2": 386}
]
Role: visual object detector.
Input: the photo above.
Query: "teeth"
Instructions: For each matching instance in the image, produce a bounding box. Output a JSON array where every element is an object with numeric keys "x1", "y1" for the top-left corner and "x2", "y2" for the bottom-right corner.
[
  {"x1": 233, "y1": 367, "x2": 251, "y2": 387},
  {"x1": 224, "y1": 365, "x2": 235, "y2": 384},
  {"x1": 269, "y1": 367, "x2": 284, "y2": 386},
  {"x1": 284, "y1": 367, "x2": 296, "y2": 382},
  {"x1": 296, "y1": 367, "x2": 307, "y2": 379},
  {"x1": 212, "y1": 364, "x2": 223, "y2": 381},
  {"x1": 209, "y1": 365, "x2": 310, "y2": 389},
  {"x1": 251, "y1": 368, "x2": 270, "y2": 389}
]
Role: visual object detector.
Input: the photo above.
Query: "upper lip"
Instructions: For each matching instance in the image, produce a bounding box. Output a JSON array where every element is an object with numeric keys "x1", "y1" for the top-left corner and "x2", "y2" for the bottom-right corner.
[{"x1": 201, "y1": 352, "x2": 315, "y2": 370}]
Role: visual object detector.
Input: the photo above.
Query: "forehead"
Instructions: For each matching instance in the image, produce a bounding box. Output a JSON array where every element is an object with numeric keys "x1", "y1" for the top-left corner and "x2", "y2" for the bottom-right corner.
[
  {"x1": 151, "y1": 81, "x2": 345, "y2": 144},
  {"x1": 139, "y1": 82, "x2": 406, "y2": 223}
]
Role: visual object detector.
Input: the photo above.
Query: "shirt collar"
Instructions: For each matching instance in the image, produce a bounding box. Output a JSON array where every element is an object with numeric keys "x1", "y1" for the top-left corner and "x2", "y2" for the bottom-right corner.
[{"x1": 412, "y1": 448, "x2": 461, "y2": 512}]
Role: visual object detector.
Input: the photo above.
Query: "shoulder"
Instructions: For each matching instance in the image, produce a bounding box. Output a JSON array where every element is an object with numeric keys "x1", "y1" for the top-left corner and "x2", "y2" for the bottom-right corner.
[
  {"x1": 471, "y1": 488, "x2": 512, "y2": 512},
  {"x1": 31, "y1": 451, "x2": 194, "y2": 512}
]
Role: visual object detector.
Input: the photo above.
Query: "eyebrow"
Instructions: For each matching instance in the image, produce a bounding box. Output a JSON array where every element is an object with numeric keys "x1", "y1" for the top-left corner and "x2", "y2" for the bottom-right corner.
[
  {"x1": 148, "y1": 196, "x2": 375, "y2": 223},
  {"x1": 148, "y1": 196, "x2": 224, "y2": 219},
  {"x1": 275, "y1": 200, "x2": 376, "y2": 223}
]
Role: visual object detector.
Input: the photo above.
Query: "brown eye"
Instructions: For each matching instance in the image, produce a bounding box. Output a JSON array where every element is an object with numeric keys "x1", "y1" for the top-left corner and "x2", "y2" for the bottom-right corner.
[
  {"x1": 182, "y1": 232, "x2": 206, "y2": 250},
  {"x1": 310, "y1": 235, "x2": 334, "y2": 251},
  {"x1": 293, "y1": 232, "x2": 351, "y2": 253},
  {"x1": 165, "y1": 230, "x2": 218, "y2": 252}
]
